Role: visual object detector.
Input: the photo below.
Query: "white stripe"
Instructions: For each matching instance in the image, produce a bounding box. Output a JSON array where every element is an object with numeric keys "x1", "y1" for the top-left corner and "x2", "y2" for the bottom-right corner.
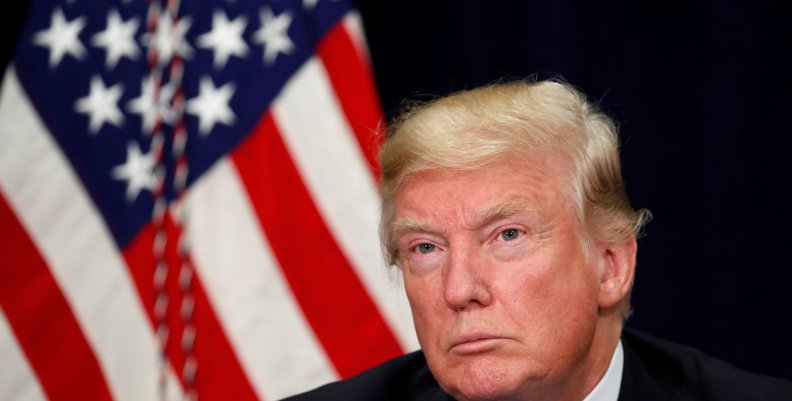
[
  {"x1": 342, "y1": 11, "x2": 373, "y2": 65},
  {"x1": 0, "y1": 67, "x2": 182, "y2": 401},
  {"x1": 187, "y1": 159, "x2": 338, "y2": 400},
  {"x1": 0, "y1": 309, "x2": 47, "y2": 401},
  {"x1": 272, "y1": 58, "x2": 419, "y2": 351}
]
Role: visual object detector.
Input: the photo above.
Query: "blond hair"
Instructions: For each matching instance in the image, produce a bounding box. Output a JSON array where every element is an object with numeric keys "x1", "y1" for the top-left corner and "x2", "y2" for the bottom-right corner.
[{"x1": 379, "y1": 79, "x2": 650, "y2": 317}]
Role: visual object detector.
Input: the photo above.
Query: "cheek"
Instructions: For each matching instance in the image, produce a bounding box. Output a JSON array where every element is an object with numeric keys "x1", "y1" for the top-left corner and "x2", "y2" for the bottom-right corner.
[
  {"x1": 403, "y1": 270, "x2": 455, "y2": 357},
  {"x1": 402, "y1": 251, "x2": 445, "y2": 276},
  {"x1": 403, "y1": 273, "x2": 439, "y2": 335},
  {"x1": 542, "y1": 272, "x2": 600, "y2": 337},
  {"x1": 501, "y1": 258, "x2": 598, "y2": 325}
]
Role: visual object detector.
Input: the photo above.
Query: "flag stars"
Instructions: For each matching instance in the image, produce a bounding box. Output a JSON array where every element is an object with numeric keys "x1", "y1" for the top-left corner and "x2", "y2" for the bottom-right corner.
[
  {"x1": 127, "y1": 74, "x2": 161, "y2": 132},
  {"x1": 33, "y1": 8, "x2": 87, "y2": 68},
  {"x1": 75, "y1": 75, "x2": 125, "y2": 134},
  {"x1": 143, "y1": 12, "x2": 193, "y2": 65},
  {"x1": 303, "y1": 0, "x2": 319, "y2": 10},
  {"x1": 303, "y1": 0, "x2": 338, "y2": 10},
  {"x1": 112, "y1": 141, "x2": 157, "y2": 202},
  {"x1": 92, "y1": 10, "x2": 140, "y2": 69},
  {"x1": 186, "y1": 76, "x2": 236, "y2": 135},
  {"x1": 253, "y1": 6, "x2": 295, "y2": 66},
  {"x1": 197, "y1": 10, "x2": 249, "y2": 69},
  {"x1": 128, "y1": 74, "x2": 177, "y2": 133}
]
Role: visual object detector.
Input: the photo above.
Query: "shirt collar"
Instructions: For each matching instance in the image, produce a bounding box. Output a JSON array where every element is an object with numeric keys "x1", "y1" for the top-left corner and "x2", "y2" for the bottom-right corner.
[{"x1": 580, "y1": 340, "x2": 624, "y2": 401}]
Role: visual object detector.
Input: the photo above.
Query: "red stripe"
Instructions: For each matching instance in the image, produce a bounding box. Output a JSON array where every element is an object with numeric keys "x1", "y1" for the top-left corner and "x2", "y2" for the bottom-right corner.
[
  {"x1": 0, "y1": 190, "x2": 114, "y2": 401},
  {"x1": 231, "y1": 113, "x2": 403, "y2": 378},
  {"x1": 317, "y1": 22, "x2": 384, "y2": 179},
  {"x1": 122, "y1": 214, "x2": 260, "y2": 401}
]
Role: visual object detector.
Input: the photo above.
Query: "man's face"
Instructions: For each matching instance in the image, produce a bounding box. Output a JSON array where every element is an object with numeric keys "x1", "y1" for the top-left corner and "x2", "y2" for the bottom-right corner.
[{"x1": 392, "y1": 155, "x2": 607, "y2": 401}]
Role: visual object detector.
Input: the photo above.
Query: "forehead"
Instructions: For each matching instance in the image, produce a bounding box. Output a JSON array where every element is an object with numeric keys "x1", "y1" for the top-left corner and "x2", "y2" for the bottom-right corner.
[{"x1": 392, "y1": 154, "x2": 575, "y2": 229}]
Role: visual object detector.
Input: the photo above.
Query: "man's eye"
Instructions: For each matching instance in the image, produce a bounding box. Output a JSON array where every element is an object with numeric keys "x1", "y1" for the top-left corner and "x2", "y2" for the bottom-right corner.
[
  {"x1": 415, "y1": 243, "x2": 436, "y2": 254},
  {"x1": 499, "y1": 228, "x2": 521, "y2": 241}
]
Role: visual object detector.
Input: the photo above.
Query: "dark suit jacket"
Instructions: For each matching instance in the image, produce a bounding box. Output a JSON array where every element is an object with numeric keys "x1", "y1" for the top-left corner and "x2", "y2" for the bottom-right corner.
[{"x1": 281, "y1": 329, "x2": 792, "y2": 401}]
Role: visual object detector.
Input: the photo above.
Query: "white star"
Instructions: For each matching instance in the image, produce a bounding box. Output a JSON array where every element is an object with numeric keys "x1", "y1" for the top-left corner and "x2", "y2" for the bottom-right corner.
[
  {"x1": 142, "y1": 11, "x2": 193, "y2": 65},
  {"x1": 33, "y1": 8, "x2": 86, "y2": 68},
  {"x1": 127, "y1": 74, "x2": 159, "y2": 132},
  {"x1": 111, "y1": 141, "x2": 156, "y2": 202},
  {"x1": 253, "y1": 6, "x2": 295, "y2": 66},
  {"x1": 127, "y1": 73, "x2": 177, "y2": 132},
  {"x1": 92, "y1": 10, "x2": 140, "y2": 69},
  {"x1": 303, "y1": 0, "x2": 341, "y2": 11},
  {"x1": 186, "y1": 76, "x2": 236, "y2": 135},
  {"x1": 75, "y1": 75, "x2": 125, "y2": 134},
  {"x1": 197, "y1": 10, "x2": 249, "y2": 69}
]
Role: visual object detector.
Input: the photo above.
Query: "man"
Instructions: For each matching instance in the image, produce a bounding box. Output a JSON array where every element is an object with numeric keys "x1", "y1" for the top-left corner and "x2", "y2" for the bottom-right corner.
[{"x1": 283, "y1": 80, "x2": 792, "y2": 401}]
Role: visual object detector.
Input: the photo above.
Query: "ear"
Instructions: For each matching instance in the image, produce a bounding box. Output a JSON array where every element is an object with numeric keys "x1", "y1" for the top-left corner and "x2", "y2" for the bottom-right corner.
[{"x1": 595, "y1": 237, "x2": 637, "y2": 310}]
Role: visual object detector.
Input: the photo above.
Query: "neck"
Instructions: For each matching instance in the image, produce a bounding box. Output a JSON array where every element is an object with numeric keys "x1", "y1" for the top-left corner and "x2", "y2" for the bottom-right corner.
[
  {"x1": 572, "y1": 314, "x2": 624, "y2": 401},
  {"x1": 550, "y1": 314, "x2": 623, "y2": 401}
]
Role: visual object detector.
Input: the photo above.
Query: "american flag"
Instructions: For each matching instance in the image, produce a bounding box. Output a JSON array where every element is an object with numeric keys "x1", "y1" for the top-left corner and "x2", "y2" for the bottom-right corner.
[{"x1": 0, "y1": 0, "x2": 418, "y2": 400}]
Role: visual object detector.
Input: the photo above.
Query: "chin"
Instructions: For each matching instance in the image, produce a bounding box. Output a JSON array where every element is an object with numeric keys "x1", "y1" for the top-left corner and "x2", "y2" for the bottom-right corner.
[
  {"x1": 449, "y1": 382, "x2": 517, "y2": 401},
  {"x1": 440, "y1": 357, "x2": 534, "y2": 401}
]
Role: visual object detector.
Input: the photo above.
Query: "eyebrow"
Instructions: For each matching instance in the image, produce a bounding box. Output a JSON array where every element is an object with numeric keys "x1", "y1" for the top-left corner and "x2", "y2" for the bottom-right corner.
[
  {"x1": 471, "y1": 199, "x2": 536, "y2": 230},
  {"x1": 390, "y1": 199, "x2": 537, "y2": 241},
  {"x1": 390, "y1": 217, "x2": 435, "y2": 241}
]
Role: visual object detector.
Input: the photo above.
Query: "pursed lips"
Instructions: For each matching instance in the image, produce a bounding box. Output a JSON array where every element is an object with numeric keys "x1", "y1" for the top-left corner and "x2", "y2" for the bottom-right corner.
[{"x1": 449, "y1": 332, "x2": 508, "y2": 354}]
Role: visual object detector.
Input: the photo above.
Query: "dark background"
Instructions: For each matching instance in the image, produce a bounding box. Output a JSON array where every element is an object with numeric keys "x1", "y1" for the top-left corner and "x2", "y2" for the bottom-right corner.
[{"x1": 3, "y1": 0, "x2": 790, "y2": 381}]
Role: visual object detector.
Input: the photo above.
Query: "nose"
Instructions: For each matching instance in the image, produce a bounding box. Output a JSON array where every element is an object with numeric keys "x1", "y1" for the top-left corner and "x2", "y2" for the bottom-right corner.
[{"x1": 443, "y1": 243, "x2": 492, "y2": 310}]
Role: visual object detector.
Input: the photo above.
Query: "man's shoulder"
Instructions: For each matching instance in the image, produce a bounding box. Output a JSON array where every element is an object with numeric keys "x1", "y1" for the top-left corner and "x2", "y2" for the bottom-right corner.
[
  {"x1": 280, "y1": 350, "x2": 451, "y2": 401},
  {"x1": 621, "y1": 328, "x2": 792, "y2": 401}
]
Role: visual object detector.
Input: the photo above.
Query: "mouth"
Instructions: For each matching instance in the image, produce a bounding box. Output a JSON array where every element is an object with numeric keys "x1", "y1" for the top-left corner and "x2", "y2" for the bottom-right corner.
[{"x1": 450, "y1": 334, "x2": 506, "y2": 355}]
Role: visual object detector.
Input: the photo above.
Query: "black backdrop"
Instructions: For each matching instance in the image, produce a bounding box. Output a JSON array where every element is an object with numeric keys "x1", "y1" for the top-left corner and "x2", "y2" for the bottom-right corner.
[
  {"x1": 2, "y1": 0, "x2": 790, "y2": 382},
  {"x1": 355, "y1": 0, "x2": 792, "y2": 381}
]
